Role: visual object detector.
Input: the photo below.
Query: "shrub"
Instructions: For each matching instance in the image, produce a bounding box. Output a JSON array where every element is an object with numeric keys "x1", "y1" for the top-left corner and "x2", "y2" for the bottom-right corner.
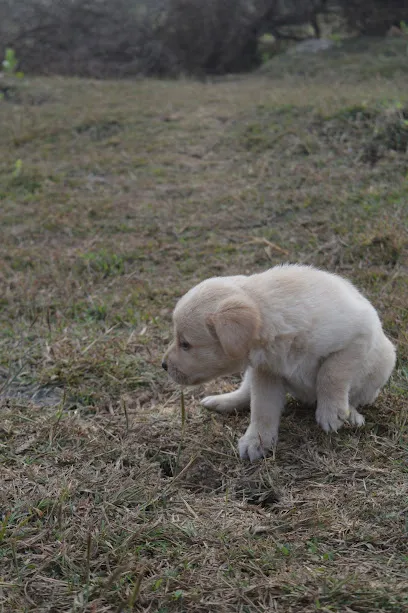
[
  {"x1": 0, "y1": 0, "x2": 332, "y2": 77},
  {"x1": 336, "y1": 0, "x2": 408, "y2": 36}
]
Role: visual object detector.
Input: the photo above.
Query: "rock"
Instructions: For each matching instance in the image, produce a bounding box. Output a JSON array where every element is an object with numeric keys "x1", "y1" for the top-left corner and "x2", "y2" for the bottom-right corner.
[{"x1": 288, "y1": 38, "x2": 335, "y2": 55}]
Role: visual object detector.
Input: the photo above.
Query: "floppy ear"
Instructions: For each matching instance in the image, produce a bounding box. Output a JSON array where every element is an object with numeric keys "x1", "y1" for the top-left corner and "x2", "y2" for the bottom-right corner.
[{"x1": 207, "y1": 296, "x2": 261, "y2": 359}]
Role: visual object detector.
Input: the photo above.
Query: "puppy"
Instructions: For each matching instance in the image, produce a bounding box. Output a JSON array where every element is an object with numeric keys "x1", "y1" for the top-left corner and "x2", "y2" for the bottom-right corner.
[{"x1": 162, "y1": 265, "x2": 396, "y2": 461}]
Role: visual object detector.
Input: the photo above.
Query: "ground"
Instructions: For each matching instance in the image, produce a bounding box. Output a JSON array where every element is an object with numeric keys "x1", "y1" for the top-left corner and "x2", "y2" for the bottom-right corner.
[{"x1": 0, "y1": 38, "x2": 408, "y2": 612}]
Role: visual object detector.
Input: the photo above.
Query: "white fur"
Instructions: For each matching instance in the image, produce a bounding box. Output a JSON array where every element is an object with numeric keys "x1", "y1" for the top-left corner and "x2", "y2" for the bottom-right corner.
[{"x1": 163, "y1": 265, "x2": 396, "y2": 461}]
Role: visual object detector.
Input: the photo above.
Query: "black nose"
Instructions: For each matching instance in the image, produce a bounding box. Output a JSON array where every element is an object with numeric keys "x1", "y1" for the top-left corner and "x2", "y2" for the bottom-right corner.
[{"x1": 162, "y1": 360, "x2": 168, "y2": 371}]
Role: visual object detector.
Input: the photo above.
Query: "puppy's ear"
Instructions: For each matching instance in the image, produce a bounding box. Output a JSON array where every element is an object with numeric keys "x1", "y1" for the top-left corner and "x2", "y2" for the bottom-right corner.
[{"x1": 207, "y1": 296, "x2": 261, "y2": 359}]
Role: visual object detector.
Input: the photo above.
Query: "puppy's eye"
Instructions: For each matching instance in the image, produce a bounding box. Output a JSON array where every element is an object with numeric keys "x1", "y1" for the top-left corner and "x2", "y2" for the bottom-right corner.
[{"x1": 180, "y1": 340, "x2": 191, "y2": 351}]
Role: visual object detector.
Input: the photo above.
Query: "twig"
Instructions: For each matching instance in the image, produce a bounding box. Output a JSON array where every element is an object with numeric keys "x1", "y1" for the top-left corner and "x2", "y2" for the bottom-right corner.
[
  {"x1": 174, "y1": 389, "x2": 186, "y2": 475},
  {"x1": 121, "y1": 397, "x2": 129, "y2": 434},
  {"x1": 246, "y1": 237, "x2": 289, "y2": 256}
]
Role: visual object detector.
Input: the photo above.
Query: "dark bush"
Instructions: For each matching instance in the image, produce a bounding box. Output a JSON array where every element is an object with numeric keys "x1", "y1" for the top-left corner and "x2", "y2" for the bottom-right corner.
[
  {"x1": 0, "y1": 0, "x2": 167, "y2": 77},
  {"x1": 161, "y1": 0, "x2": 334, "y2": 75},
  {"x1": 0, "y1": 0, "x2": 332, "y2": 77},
  {"x1": 2, "y1": 1, "x2": 406, "y2": 78},
  {"x1": 336, "y1": 0, "x2": 408, "y2": 36}
]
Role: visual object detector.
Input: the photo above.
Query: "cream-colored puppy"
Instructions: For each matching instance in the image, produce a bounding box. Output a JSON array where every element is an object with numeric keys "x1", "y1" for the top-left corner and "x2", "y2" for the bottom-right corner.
[{"x1": 162, "y1": 265, "x2": 396, "y2": 461}]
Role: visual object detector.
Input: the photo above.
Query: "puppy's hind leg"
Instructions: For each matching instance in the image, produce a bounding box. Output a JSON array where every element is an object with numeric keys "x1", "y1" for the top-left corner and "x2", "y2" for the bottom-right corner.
[
  {"x1": 347, "y1": 334, "x2": 396, "y2": 427},
  {"x1": 316, "y1": 340, "x2": 368, "y2": 433},
  {"x1": 201, "y1": 368, "x2": 252, "y2": 414},
  {"x1": 350, "y1": 334, "x2": 396, "y2": 409}
]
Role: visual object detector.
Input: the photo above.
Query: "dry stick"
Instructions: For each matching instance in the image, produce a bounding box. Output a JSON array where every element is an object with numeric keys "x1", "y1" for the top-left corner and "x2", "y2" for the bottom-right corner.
[
  {"x1": 174, "y1": 389, "x2": 186, "y2": 475},
  {"x1": 180, "y1": 388, "x2": 186, "y2": 428},
  {"x1": 246, "y1": 236, "x2": 289, "y2": 256},
  {"x1": 180, "y1": 496, "x2": 200, "y2": 520},
  {"x1": 121, "y1": 397, "x2": 129, "y2": 434}
]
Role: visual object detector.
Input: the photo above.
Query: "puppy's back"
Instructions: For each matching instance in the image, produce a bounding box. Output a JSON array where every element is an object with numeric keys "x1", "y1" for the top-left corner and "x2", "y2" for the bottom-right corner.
[
  {"x1": 248, "y1": 265, "x2": 372, "y2": 311},
  {"x1": 244, "y1": 265, "x2": 382, "y2": 349}
]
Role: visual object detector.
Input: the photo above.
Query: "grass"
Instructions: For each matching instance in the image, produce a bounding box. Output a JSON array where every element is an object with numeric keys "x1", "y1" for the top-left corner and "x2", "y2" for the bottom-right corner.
[{"x1": 0, "y1": 37, "x2": 408, "y2": 612}]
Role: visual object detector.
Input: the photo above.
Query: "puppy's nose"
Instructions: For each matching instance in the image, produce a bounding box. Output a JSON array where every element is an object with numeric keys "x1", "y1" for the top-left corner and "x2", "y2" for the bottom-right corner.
[{"x1": 162, "y1": 360, "x2": 168, "y2": 371}]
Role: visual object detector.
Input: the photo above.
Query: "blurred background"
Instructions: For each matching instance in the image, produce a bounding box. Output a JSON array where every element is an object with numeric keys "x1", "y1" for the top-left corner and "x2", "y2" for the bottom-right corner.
[{"x1": 1, "y1": 0, "x2": 408, "y2": 78}]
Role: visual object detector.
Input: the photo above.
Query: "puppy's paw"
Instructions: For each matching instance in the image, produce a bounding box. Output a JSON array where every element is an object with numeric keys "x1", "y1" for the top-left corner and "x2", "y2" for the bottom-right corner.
[
  {"x1": 238, "y1": 429, "x2": 276, "y2": 462},
  {"x1": 347, "y1": 407, "x2": 365, "y2": 427},
  {"x1": 201, "y1": 395, "x2": 246, "y2": 414},
  {"x1": 315, "y1": 406, "x2": 347, "y2": 433}
]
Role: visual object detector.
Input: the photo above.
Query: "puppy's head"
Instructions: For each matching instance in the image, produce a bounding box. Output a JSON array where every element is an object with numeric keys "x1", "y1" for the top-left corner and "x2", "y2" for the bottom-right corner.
[{"x1": 162, "y1": 279, "x2": 261, "y2": 386}]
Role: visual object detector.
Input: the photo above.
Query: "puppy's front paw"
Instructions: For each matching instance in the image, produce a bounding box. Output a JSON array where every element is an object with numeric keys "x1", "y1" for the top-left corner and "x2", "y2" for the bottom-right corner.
[
  {"x1": 315, "y1": 405, "x2": 348, "y2": 433},
  {"x1": 238, "y1": 429, "x2": 276, "y2": 462},
  {"x1": 201, "y1": 395, "x2": 243, "y2": 414}
]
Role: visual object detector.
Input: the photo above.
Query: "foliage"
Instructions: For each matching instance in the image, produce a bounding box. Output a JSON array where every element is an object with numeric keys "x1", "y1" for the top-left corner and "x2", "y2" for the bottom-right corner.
[
  {"x1": 336, "y1": 0, "x2": 408, "y2": 36},
  {"x1": 1, "y1": 47, "x2": 24, "y2": 77},
  {"x1": 0, "y1": 0, "x2": 335, "y2": 77}
]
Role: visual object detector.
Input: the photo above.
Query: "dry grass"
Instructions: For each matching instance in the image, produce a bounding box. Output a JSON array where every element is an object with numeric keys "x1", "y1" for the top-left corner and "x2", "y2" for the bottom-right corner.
[{"x1": 1, "y1": 40, "x2": 408, "y2": 612}]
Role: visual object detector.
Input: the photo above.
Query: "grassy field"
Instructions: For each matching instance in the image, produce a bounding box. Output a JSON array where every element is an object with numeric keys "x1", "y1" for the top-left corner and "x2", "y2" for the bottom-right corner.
[{"x1": 1, "y1": 38, "x2": 408, "y2": 612}]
